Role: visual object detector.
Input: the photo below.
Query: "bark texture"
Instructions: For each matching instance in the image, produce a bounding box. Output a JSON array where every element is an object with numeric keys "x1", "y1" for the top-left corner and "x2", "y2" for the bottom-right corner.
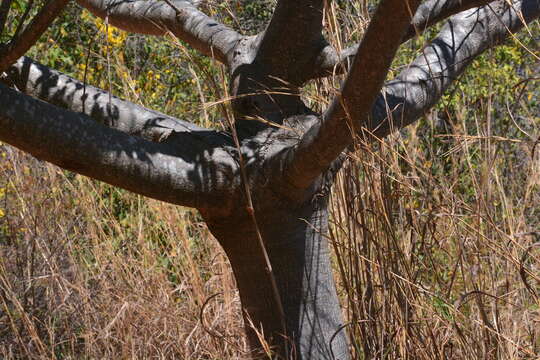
[
  {"x1": 76, "y1": 0, "x2": 242, "y2": 63},
  {"x1": 202, "y1": 190, "x2": 350, "y2": 359}
]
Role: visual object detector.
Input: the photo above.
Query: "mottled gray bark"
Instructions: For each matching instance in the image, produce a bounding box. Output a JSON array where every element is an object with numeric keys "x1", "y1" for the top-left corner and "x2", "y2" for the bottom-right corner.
[
  {"x1": 408, "y1": 0, "x2": 494, "y2": 37},
  {"x1": 311, "y1": 0, "x2": 496, "y2": 78},
  {"x1": 368, "y1": 0, "x2": 540, "y2": 138},
  {"x1": 0, "y1": 0, "x2": 538, "y2": 358},
  {"x1": 202, "y1": 188, "x2": 349, "y2": 360},
  {"x1": 0, "y1": 82, "x2": 239, "y2": 210},
  {"x1": 284, "y1": 0, "x2": 423, "y2": 189},
  {"x1": 77, "y1": 0, "x2": 242, "y2": 64},
  {"x1": 5, "y1": 56, "x2": 211, "y2": 141},
  {"x1": 283, "y1": 0, "x2": 539, "y2": 190}
]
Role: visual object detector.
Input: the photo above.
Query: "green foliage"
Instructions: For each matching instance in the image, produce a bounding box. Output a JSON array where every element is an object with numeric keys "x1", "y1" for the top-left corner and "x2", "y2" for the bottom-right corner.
[{"x1": 232, "y1": 0, "x2": 275, "y2": 33}]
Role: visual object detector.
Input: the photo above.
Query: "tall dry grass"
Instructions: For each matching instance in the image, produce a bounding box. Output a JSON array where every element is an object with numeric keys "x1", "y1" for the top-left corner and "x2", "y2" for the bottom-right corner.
[
  {"x1": 321, "y1": 3, "x2": 540, "y2": 358},
  {"x1": 328, "y1": 128, "x2": 539, "y2": 359},
  {"x1": 0, "y1": 146, "x2": 246, "y2": 359}
]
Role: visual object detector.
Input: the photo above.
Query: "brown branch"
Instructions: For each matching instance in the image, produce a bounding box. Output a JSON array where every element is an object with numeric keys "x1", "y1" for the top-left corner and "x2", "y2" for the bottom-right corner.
[
  {"x1": 282, "y1": 0, "x2": 539, "y2": 190},
  {"x1": 0, "y1": 0, "x2": 14, "y2": 37},
  {"x1": 311, "y1": 0, "x2": 496, "y2": 79},
  {"x1": 254, "y1": 0, "x2": 327, "y2": 84},
  {"x1": 0, "y1": 0, "x2": 70, "y2": 74}
]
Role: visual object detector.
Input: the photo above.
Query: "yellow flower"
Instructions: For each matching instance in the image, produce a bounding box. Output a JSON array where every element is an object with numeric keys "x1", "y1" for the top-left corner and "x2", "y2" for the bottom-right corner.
[{"x1": 93, "y1": 16, "x2": 127, "y2": 47}]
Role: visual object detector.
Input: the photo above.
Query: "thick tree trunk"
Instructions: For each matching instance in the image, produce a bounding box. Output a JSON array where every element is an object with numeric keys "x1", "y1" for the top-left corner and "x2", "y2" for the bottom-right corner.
[
  {"x1": 205, "y1": 196, "x2": 349, "y2": 360},
  {"x1": 202, "y1": 194, "x2": 350, "y2": 359}
]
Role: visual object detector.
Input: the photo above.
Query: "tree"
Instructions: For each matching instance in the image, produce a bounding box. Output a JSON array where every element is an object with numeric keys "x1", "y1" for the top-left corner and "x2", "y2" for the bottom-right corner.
[{"x1": 0, "y1": 0, "x2": 538, "y2": 358}]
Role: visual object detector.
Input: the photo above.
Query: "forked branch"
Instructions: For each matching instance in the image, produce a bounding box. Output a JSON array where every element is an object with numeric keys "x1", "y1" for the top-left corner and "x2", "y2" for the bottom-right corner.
[
  {"x1": 76, "y1": 0, "x2": 242, "y2": 64},
  {"x1": 368, "y1": 0, "x2": 540, "y2": 138},
  {"x1": 0, "y1": 82, "x2": 239, "y2": 210},
  {"x1": 312, "y1": 0, "x2": 495, "y2": 78},
  {"x1": 284, "y1": 0, "x2": 422, "y2": 189},
  {"x1": 407, "y1": 0, "x2": 495, "y2": 39},
  {"x1": 284, "y1": 0, "x2": 539, "y2": 189}
]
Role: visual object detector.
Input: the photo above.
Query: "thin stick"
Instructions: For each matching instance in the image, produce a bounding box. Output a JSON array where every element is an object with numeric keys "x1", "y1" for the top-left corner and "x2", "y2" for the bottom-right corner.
[{"x1": 218, "y1": 66, "x2": 289, "y2": 357}]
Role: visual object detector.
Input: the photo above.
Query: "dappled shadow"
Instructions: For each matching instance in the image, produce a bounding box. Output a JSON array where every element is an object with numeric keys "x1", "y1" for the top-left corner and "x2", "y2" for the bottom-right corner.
[{"x1": 0, "y1": 71, "x2": 241, "y2": 210}]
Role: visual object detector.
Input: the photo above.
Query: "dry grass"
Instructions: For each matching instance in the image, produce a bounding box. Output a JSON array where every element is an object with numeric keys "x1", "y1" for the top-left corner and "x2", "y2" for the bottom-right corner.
[
  {"x1": 329, "y1": 127, "x2": 540, "y2": 359},
  {"x1": 0, "y1": 147, "x2": 246, "y2": 359},
  {"x1": 1, "y1": 103, "x2": 537, "y2": 359},
  {"x1": 321, "y1": 3, "x2": 540, "y2": 358}
]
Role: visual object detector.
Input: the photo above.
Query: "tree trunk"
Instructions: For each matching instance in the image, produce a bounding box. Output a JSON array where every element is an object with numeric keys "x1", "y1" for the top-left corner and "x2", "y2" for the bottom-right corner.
[{"x1": 202, "y1": 193, "x2": 350, "y2": 359}]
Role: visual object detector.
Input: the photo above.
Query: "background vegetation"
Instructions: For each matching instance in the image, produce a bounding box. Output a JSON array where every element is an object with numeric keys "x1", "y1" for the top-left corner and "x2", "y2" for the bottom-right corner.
[{"x1": 1, "y1": 0, "x2": 539, "y2": 358}]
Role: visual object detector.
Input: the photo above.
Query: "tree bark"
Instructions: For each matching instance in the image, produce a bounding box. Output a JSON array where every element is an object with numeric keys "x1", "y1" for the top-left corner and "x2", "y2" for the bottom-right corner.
[
  {"x1": 201, "y1": 190, "x2": 350, "y2": 359},
  {"x1": 76, "y1": 0, "x2": 242, "y2": 64}
]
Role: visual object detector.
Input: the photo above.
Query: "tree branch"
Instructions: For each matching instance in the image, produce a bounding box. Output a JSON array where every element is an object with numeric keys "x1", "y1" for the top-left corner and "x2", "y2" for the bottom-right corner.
[
  {"x1": 0, "y1": 0, "x2": 70, "y2": 74},
  {"x1": 254, "y1": 0, "x2": 327, "y2": 84},
  {"x1": 4, "y1": 56, "x2": 217, "y2": 143},
  {"x1": 369, "y1": 0, "x2": 540, "y2": 138},
  {"x1": 284, "y1": 0, "x2": 539, "y2": 189},
  {"x1": 284, "y1": 0, "x2": 422, "y2": 189},
  {"x1": 406, "y1": 0, "x2": 494, "y2": 38},
  {"x1": 76, "y1": 0, "x2": 242, "y2": 64},
  {"x1": 0, "y1": 82, "x2": 240, "y2": 210},
  {"x1": 0, "y1": 0, "x2": 14, "y2": 37},
  {"x1": 312, "y1": 0, "x2": 495, "y2": 78}
]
